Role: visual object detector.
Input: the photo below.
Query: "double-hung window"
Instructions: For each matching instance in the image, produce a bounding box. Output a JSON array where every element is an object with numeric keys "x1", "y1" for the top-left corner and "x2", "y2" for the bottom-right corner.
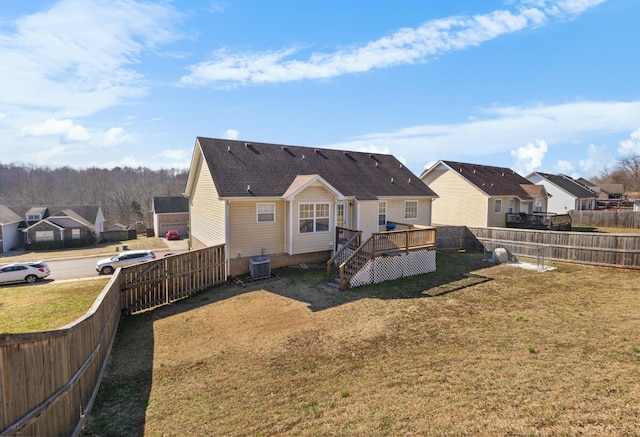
[
  {"x1": 299, "y1": 203, "x2": 330, "y2": 233},
  {"x1": 404, "y1": 200, "x2": 418, "y2": 220},
  {"x1": 256, "y1": 203, "x2": 275, "y2": 222},
  {"x1": 72, "y1": 229, "x2": 81, "y2": 240},
  {"x1": 35, "y1": 230, "x2": 54, "y2": 242},
  {"x1": 494, "y1": 199, "x2": 502, "y2": 214},
  {"x1": 378, "y1": 201, "x2": 387, "y2": 226}
]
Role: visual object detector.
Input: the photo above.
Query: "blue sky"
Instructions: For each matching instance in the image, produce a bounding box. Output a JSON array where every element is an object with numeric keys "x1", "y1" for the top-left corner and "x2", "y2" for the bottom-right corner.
[{"x1": 1, "y1": 0, "x2": 639, "y2": 179}]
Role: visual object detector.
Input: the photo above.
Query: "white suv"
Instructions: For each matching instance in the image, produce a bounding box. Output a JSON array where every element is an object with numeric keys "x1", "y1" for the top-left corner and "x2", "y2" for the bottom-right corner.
[
  {"x1": 96, "y1": 250, "x2": 156, "y2": 275},
  {"x1": 0, "y1": 261, "x2": 50, "y2": 284}
]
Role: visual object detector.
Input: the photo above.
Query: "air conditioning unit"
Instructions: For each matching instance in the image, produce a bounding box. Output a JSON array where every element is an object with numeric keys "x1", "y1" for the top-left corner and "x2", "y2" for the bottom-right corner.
[{"x1": 249, "y1": 257, "x2": 271, "y2": 279}]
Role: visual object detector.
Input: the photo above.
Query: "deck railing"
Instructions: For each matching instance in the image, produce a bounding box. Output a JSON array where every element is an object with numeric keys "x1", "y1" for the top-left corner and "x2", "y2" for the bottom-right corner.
[
  {"x1": 327, "y1": 228, "x2": 362, "y2": 282},
  {"x1": 332, "y1": 226, "x2": 436, "y2": 290}
]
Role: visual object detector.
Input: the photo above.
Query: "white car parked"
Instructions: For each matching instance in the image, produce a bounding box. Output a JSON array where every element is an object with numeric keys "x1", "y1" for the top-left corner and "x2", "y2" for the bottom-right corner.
[
  {"x1": 96, "y1": 249, "x2": 156, "y2": 275},
  {"x1": 0, "y1": 261, "x2": 51, "y2": 285}
]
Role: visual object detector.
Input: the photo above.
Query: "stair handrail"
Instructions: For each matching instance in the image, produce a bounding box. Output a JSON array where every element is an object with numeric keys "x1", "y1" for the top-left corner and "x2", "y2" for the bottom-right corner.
[
  {"x1": 338, "y1": 235, "x2": 375, "y2": 290},
  {"x1": 326, "y1": 230, "x2": 362, "y2": 282}
]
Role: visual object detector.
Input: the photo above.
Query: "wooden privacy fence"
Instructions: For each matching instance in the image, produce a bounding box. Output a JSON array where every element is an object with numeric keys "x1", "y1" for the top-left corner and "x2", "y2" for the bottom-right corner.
[
  {"x1": 0, "y1": 276, "x2": 122, "y2": 437},
  {"x1": 569, "y1": 210, "x2": 640, "y2": 228},
  {"x1": 435, "y1": 225, "x2": 640, "y2": 269},
  {"x1": 120, "y1": 244, "x2": 226, "y2": 314},
  {"x1": 468, "y1": 227, "x2": 640, "y2": 269},
  {"x1": 0, "y1": 244, "x2": 226, "y2": 436}
]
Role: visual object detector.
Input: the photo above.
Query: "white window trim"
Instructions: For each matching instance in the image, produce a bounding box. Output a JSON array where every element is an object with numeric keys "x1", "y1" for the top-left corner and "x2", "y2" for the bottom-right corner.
[
  {"x1": 256, "y1": 203, "x2": 276, "y2": 223},
  {"x1": 72, "y1": 228, "x2": 81, "y2": 240},
  {"x1": 298, "y1": 202, "x2": 331, "y2": 234},
  {"x1": 336, "y1": 202, "x2": 347, "y2": 228},
  {"x1": 404, "y1": 200, "x2": 418, "y2": 220},
  {"x1": 35, "y1": 230, "x2": 54, "y2": 242},
  {"x1": 378, "y1": 201, "x2": 387, "y2": 226},
  {"x1": 494, "y1": 199, "x2": 502, "y2": 214},
  {"x1": 508, "y1": 199, "x2": 515, "y2": 214}
]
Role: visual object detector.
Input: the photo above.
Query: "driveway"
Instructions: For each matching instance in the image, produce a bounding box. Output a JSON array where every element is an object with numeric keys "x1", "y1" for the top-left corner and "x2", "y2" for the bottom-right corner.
[{"x1": 161, "y1": 238, "x2": 189, "y2": 253}]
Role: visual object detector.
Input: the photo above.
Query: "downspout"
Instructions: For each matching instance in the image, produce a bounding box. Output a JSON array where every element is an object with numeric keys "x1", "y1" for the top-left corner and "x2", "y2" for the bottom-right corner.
[{"x1": 225, "y1": 200, "x2": 231, "y2": 278}]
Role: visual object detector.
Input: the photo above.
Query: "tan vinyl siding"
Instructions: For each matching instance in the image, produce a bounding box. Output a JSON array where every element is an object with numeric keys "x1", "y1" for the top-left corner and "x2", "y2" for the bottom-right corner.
[
  {"x1": 380, "y1": 198, "x2": 432, "y2": 227},
  {"x1": 291, "y1": 184, "x2": 336, "y2": 255},
  {"x1": 357, "y1": 201, "x2": 380, "y2": 240},
  {"x1": 487, "y1": 197, "x2": 508, "y2": 227},
  {"x1": 190, "y1": 156, "x2": 226, "y2": 246},
  {"x1": 422, "y1": 168, "x2": 488, "y2": 227},
  {"x1": 228, "y1": 200, "x2": 286, "y2": 258}
]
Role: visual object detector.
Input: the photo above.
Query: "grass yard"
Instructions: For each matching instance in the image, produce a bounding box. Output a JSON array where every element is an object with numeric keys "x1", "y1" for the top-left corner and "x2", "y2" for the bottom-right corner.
[
  {"x1": 0, "y1": 278, "x2": 109, "y2": 333},
  {"x1": 83, "y1": 250, "x2": 640, "y2": 436}
]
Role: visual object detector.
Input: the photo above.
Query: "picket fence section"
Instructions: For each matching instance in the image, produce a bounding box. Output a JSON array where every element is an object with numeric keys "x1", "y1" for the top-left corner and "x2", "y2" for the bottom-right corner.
[{"x1": 0, "y1": 244, "x2": 226, "y2": 436}]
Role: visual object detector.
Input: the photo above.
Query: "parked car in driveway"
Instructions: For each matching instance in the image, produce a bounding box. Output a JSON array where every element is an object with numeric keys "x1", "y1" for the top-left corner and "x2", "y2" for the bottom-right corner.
[
  {"x1": 96, "y1": 249, "x2": 156, "y2": 275},
  {"x1": 0, "y1": 261, "x2": 51, "y2": 284},
  {"x1": 165, "y1": 229, "x2": 181, "y2": 240}
]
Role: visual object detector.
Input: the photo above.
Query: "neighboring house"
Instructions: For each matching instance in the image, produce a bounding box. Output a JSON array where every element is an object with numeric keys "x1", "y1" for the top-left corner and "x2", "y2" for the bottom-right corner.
[
  {"x1": 0, "y1": 205, "x2": 23, "y2": 253},
  {"x1": 17, "y1": 205, "x2": 105, "y2": 247},
  {"x1": 599, "y1": 183, "x2": 625, "y2": 199},
  {"x1": 184, "y1": 138, "x2": 438, "y2": 276},
  {"x1": 152, "y1": 196, "x2": 189, "y2": 238},
  {"x1": 526, "y1": 172, "x2": 598, "y2": 213},
  {"x1": 420, "y1": 160, "x2": 550, "y2": 227},
  {"x1": 105, "y1": 223, "x2": 129, "y2": 232}
]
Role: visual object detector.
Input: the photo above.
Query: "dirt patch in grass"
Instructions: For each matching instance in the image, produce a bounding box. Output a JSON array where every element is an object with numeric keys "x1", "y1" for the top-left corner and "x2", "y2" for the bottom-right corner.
[{"x1": 84, "y1": 251, "x2": 640, "y2": 436}]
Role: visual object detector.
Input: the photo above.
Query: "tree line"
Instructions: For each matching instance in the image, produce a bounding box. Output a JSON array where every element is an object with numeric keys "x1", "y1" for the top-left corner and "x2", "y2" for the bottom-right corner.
[
  {"x1": 595, "y1": 153, "x2": 640, "y2": 193},
  {"x1": 0, "y1": 164, "x2": 188, "y2": 228}
]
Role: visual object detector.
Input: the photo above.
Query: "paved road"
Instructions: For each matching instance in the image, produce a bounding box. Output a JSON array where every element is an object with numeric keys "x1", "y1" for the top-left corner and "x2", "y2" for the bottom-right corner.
[{"x1": 1, "y1": 239, "x2": 189, "y2": 282}]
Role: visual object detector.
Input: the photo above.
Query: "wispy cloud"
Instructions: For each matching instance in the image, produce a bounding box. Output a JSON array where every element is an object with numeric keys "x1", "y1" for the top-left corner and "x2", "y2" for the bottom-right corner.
[
  {"x1": 180, "y1": 0, "x2": 606, "y2": 87},
  {"x1": 0, "y1": 0, "x2": 181, "y2": 116},
  {"x1": 323, "y1": 100, "x2": 640, "y2": 174}
]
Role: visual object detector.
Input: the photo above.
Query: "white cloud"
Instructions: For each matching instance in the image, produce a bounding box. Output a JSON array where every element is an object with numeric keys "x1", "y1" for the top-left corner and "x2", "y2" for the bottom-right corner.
[
  {"x1": 102, "y1": 127, "x2": 133, "y2": 147},
  {"x1": 20, "y1": 118, "x2": 91, "y2": 142},
  {"x1": 180, "y1": 0, "x2": 604, "y2": 87},
  {"x1": 511, "y1": 140, "x2": 548, "y2": 174},
  {"x1": 22, "y1": 145, "x2": 66, "y2": 166},
  {"x1": 0, "y1": 0, "x2": 181, "y2": 116},
  {"x1": 555, "y1": 160, "x2": 575, "y2": 174},
  {"x1": 225, "y1": 129, "x2": 240, "y2": 140},
  {"x1": 157, "y1": 149, "x2": 189, "y2": 160},
  {"x1": 579, "y1": 144, "x2": 614, "y2": 175},
  {"x1": 324, "y1": 100, "x2": 640, "y2": 175},
  {"x1": 617, "y1": 129, "x2": 640, "y2": 155}
]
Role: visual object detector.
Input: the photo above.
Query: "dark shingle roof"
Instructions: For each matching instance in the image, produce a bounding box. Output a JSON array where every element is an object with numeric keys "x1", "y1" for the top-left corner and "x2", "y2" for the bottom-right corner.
[
  {"x1": 441, "y1": 161, "x2": 538, "y2": 198},
  {"x1": 197, "y1": 138, "x2": 437, "y2": 200},
  {"x1": 153, "y1": 196, "x2": 189, "y2": 213},
  {"x1": 534, "y1": 172, "x2": 598, "y2": 198}
]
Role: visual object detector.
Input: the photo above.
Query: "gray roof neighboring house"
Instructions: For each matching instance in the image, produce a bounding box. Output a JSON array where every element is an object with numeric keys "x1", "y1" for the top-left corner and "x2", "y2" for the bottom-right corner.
[
  {"x1": 0, "y1": 205, "x2": 22, "y2": 225},
  {"x1": 153, "y1": 196, "x2": 189, "y2": 214},
  {"x1": 529, "y1": 172, "x2": 598, "y2": 199},
  {"x1": 428, "y1": 161, "x2": 543, "y2": 199},
  {"x1": 194, "y1": 137, "x2": 438, "y2": 200}
]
